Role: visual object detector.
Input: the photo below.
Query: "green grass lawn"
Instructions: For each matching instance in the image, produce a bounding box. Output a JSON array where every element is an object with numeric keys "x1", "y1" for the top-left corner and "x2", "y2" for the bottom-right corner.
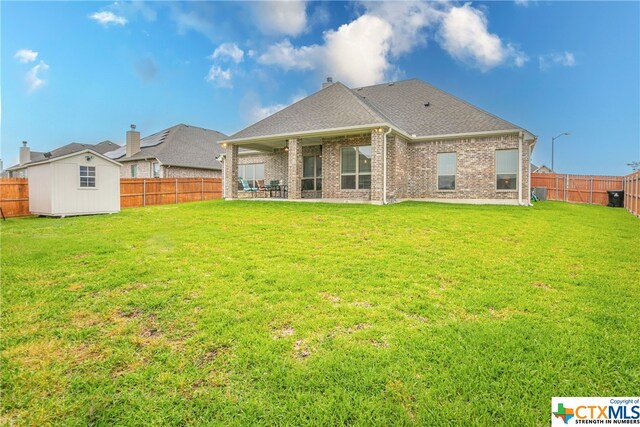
[{"x1": 1, "y1": 200, "x2": 639, "y2": 425}]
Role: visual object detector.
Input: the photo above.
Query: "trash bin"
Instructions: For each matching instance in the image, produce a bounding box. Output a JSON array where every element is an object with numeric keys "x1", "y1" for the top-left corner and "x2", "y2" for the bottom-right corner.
[{"x1": 607, "y1": 190, "x2": 624, "y2": 207}]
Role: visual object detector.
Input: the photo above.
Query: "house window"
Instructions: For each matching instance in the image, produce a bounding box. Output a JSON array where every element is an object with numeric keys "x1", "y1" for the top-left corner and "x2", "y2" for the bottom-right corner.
[
  {"x1": 131, "y1": 164, "x2": 137, "y2": 178},
  {"x1": 341, "y1": 146, "x2": 371, "y2": 190},
  {"x1": 238, "y1": 163, "x2": 265, "y2": 188},
  {"x1": 79, "y1": 165, "x2": 96, "y2": 188},
  {"x1": 437, "y1": 152, "x2": 456, "y2": 190},
  {"x1": 152, "y1": 162, "x2": 160, "y2": 178},
  {"x1": 496, "y1": 149, "x2": 518, "y2": 190},
  {"x1": 302, "y1": 155, "x2": 322, "y2": 191}
]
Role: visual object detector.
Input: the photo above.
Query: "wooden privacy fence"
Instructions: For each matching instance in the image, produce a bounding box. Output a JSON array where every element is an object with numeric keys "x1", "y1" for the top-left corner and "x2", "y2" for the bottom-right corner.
[
  {"x1": 0, "y1": 178, "x2": 29, "y2": 218},
  {"x1": 531, "y1": 173, "x2": 624, "y2": 206},
  {"x1": 120, "y1": 178, "x2": 222, "y2": 208},
  {"x1": 622, "y1": 171, "x2": 640, "y2": 218},
  {"x1": 0, "y1": 177, "x2": 222, "y2": 217}
]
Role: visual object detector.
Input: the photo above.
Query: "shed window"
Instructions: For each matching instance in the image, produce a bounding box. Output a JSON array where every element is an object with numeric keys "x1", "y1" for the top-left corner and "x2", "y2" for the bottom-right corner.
[
  {"x1": 79, "y1": 166, "x2": 96, "y2": 188},
  {"x1": 437, "y1": 152, "x2": 456, "y2": 190},
  {"x1": 341, "y1": 146, "x2": 371, "y2": 190},
  {"x1": 496, "y1": 149, "x2": 518, "y2": 190}
]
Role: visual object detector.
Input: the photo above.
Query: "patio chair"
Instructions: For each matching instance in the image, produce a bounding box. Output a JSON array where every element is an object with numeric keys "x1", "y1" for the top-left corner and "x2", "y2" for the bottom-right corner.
[{"x1": 239, "y1": 179, "x2": 258, "y2": 197}]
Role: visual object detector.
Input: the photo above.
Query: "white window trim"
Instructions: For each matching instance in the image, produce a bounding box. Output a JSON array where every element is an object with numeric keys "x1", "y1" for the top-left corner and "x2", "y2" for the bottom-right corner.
[
  {"x1": 436, "y1": 152, "x2": 457, "y2": 192},
  {"x1": 151, "y1": 161, "x2": 161, "y2": 178},
  {"x1": 495, "y1": 149, "x2": 518, "y2": 192},
  {"x1": 78, "y1": 165, "x2": 97, "y2": 190},
  {"x1": 340, "y1": 146, "x2": 372, "y2": 191},
  {"x1": 238, "y1": 163, "x2": 265, "y2": 187}
]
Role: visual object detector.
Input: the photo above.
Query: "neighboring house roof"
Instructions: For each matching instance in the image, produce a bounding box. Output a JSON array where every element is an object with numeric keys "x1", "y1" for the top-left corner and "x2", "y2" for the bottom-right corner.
[
  {"x1": 532, "y1": 163, "x2": 553, "y2": 173},
  {"x1": 106, "y1": 124, "x2": 227, "y2": 171},
  {"x1": 225, "y1": 79, "x2": 533, "y2": 144},
  {"x1": 26, "y1": 149, "x2": 122, "y2": 168},
  {"x1": 6, "y1": 140, "x2": 119, "y2": 171}
]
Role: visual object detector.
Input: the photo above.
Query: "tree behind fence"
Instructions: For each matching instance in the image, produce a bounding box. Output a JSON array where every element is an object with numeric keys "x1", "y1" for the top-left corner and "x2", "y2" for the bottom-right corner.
[{"x1": 0, "y1": 177, "x2": 222, "y2": 218}]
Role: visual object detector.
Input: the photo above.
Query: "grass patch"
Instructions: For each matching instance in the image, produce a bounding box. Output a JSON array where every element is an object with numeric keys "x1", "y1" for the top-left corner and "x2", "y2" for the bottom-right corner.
[{"x1": 1, "y1": 200, "x2": 639, "y2": 425}]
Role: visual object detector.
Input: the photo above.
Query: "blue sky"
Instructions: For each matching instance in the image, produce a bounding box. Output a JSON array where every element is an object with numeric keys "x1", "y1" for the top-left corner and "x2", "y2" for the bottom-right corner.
[{"x1": 2, "y1": 1, "x2": 639, "y2": 175}]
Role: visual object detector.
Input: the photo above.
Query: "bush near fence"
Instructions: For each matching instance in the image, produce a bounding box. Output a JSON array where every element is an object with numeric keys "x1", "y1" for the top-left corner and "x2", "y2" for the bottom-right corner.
[{"x1": 0, "y1": 178, "x2": 221, "y2": 218}]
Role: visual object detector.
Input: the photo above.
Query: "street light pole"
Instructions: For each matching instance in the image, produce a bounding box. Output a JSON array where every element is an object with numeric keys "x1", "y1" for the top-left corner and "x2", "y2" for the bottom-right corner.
[{"x1": 552, "y1": 132, "x2": 570, "y2": 172}]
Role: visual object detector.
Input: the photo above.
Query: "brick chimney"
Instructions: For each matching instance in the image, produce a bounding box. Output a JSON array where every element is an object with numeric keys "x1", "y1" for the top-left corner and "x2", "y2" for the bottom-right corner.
[
  {"x1": 19, "y1": 141, "x2": 30, "y2": 166},
  {"x1": 322, "y1": 77, "x2": 333, "y2": 89},
  {"x1": 126, "y1": 124, "x2": 141, "y2": 157}
]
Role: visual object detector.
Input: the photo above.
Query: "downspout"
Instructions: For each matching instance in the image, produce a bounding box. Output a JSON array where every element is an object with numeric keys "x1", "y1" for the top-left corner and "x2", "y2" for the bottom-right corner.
[
  {"x1": 383, "y1": 127, "x2": 393, "y2": 205},
  {"x1": 528, "y1": 142, "x2": 533, "y2": 206},
  {"x1": 518, "y1": 131, "x2": 523, "y2": 206}
]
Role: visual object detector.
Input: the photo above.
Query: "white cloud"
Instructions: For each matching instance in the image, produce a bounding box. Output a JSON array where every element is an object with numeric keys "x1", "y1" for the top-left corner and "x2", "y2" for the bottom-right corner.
[
  {"x1": 514, "y1": 0, "x2": 537, "y2": 7},
  {"x1": 14, "y1": 49, "x2": 38, "y2": 63},
  {"x1": 539, "y1": 51, "x2": 576, "y2": 70},
  {"x1": 438, "y1": 3, "x2": 527, "y2": 71},
  {"x1": 205, "y1": 66, "x2": 233, "y2": 88},
  {"x1": 259, "y1": 15, "x2": 394, "y2": 87},
  {"x1": 323, "y1": 15, "x2": 394, "y2": 86},
  {"x1": 25, "y1": 61, "x2": 49, "y2": 93},
  {"x1": 258, "y1": 40, "x2": 320, "y2": 71},
  {"x1": 210, "y1": 43, "x2": 244, "y2": 64},
  {"x1": 258, "y1": 2, "x2": 526, "y2": 87},
  {"x1": 89, "y1": 11, "x2": 128, "y2": 26},
  {"x1": 169, "y1": 3, "x2": 216, "y2": 40},
  {"x1": 253, "y1": 1, "x2": 307, "y2": 37}
]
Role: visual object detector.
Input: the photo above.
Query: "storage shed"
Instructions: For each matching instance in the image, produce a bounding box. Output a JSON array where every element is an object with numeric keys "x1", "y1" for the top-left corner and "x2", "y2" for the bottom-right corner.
[{"x1": 27, "y1": 149, "x2": 121, "y2": 216}]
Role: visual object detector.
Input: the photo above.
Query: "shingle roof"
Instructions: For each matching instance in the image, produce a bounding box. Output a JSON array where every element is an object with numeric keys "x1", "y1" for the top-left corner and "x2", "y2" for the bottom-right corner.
[
  {"x1": 6, "y1": 140, "x2": 119, "y2": 170},
  {"x1": 226, "y1": 79, "x2": 526, "y2": 143},
  {"x1": 353, "y1": 79, "x2": 520, "y2": 136},
  {"x1": 228, "y1": 82, "x2": 387, "y2": 140},
  {"x1": 106, "y1": 124, "x2": 227, "y2": 170}
]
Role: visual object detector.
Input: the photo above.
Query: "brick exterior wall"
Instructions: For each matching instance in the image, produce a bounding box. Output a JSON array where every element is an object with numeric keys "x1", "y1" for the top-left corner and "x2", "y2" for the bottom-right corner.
[
  {"x1": 238, "y1": 150, "x2": 288, "y2": 184},
  {"x1": 405, "y1": 133, "x2": 532, "y2": 201},
  {"x1": 162, "y1": 166, "x2": 221, "y2": 178},
  {"x1": 287, "y1": 139, "x2": 302, "y2": 199},
  {"x1": 225, "y1": 145, "x2": 238, "y2": 199},
  {"x1": 227, "y1": 131, "x2": 533, "y2": 204},
  {"x1": 119, "y1": 160, "x2": 220, "y2": 179},
  {"x1": 321, "y1": 133, "x2": 373, "y2": 200}
]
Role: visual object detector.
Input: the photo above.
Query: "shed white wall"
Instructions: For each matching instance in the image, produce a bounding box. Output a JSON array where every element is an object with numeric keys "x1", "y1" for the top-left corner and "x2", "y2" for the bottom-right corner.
[
  {"x1": 28, "y1": 163, "x2": 52, "y2": 214},
  {"x1": 28, "y1": 153, "x2": 120, "y2": 216}
]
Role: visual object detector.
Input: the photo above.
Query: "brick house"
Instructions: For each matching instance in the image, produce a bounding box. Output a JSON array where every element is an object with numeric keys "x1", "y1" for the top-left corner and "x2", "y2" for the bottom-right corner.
[
  {"x1": 221, "y1": 78, "x2": 537, "y2": 205},
  {"x1": 106, "y1": 124, "x2": 227, "y2": 178}
]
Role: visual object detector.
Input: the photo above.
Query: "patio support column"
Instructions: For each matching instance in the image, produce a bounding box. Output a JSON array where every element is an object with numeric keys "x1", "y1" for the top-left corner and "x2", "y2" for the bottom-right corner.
[
  {"x1": 370, "y1": 129, "x2": 385, "y2": 203},
  {"x1": 287, "y1": 138, "x2": 302, "y2": 199},
  {"x1": 225, "y1": 144, "x2": 238, "y2": 199}
]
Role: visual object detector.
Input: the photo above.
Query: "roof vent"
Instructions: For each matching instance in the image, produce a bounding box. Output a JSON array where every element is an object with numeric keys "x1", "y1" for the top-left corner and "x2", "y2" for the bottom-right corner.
[
  {"x1": 388, "y1": 83, "x2": 394, "y2": 86},
  {"x1": 22, "y1": 141, "x2": 28, "y2": 147},
  {"x1": 44, "y1": 152, "x2": 52, "y2": 159},
  {"x1": 130, "y1": 124, "x2": 136, "y2": 130},
  {"x1": 424, "y1": 102, "x2": 430, "y2": 107}
]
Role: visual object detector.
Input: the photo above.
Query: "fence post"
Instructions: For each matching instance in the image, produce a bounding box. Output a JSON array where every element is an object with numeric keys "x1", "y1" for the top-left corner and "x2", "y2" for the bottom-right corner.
[
  {"x1": 589, "y1": 177, "x2": 593, "y2": 204},
  {"x1": 143, "y1": 179, "x2": 146, "y2": 207},
  {"x1": 555, "y1": 175, "x2": 558, "y2": 201},
  {"x1": 201, "y1": 178, "x2": 204, "y2": 200},
  {"x1": 175, "y1": 178, "x2": 178, "y2": 204}
]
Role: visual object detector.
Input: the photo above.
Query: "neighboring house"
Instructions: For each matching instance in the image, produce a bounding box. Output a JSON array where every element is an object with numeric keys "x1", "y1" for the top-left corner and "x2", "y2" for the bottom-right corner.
[
  {"x1": 27, "y1": 149, "x2": 121, "y2": 217},
  {"x1": 532, "y1": 163, "x2": 554, "y2": 174},
  {"x1": 221, "y1": 78, "x2": 537, "y2": 205},
  {"x1": 5, "y1": 140, "x2": 119, "y2": 178},
  {"x1": 105, "y1": 124, "x2": 227, "y2": 178}
]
